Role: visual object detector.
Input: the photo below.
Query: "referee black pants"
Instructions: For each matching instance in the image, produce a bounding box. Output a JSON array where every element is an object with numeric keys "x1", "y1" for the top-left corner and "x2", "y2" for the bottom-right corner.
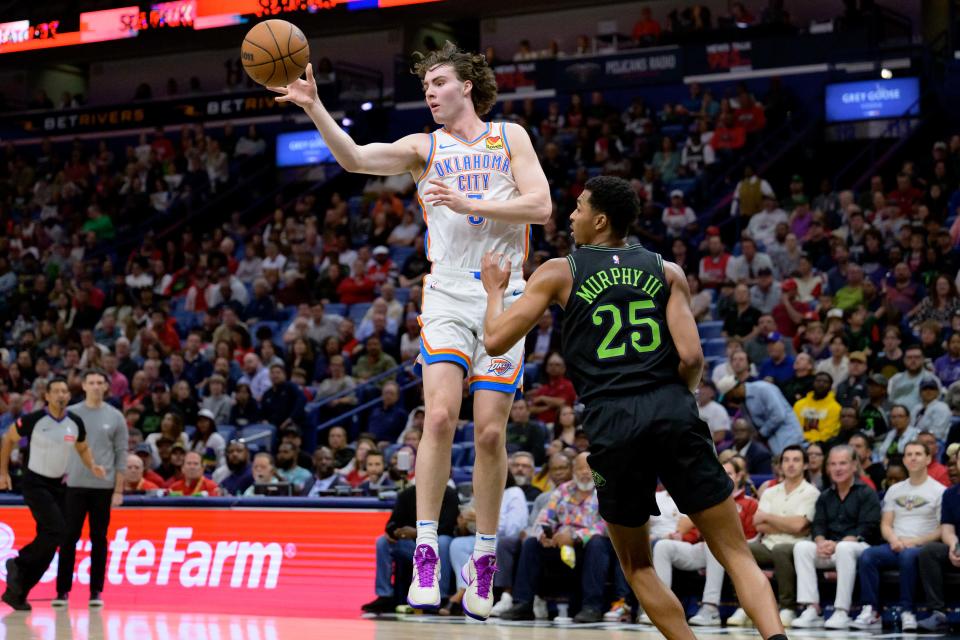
[
  {"x1": 57, "y1": 487, "x2": 113, "y2": 595},
  {"x1": 16, "y1": 471, "x2": 66, "y2": 597}
]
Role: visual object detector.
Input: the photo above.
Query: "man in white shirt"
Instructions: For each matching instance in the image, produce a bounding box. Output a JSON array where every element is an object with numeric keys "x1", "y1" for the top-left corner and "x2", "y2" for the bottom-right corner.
[
  {"x1": 851, "y1": 440, "x2": 945, "y2": 632},
  {"x1": 729, "y1": 444, "x2": 819, "y2": 628},
  {"x1": 747, "y1": 195, "x2": 789, "y2": 250},
  {"x1": 697, "y1": 380, "x2": 730, "y2": 445},
  {"x1": 726, "y1": 237, "x2": 775, "y2": 286},
  {"x1": 910, "y1": 379, "x2": 952, "y2": 441}
]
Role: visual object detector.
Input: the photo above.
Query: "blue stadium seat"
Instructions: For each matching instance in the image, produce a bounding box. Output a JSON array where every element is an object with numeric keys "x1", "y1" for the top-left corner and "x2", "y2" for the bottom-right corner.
[
  {"x1": 667, "y1": 178, "x2": 697, "y2": 198},
  {"x1": 703, "y1": 338, "x2": 727, "y2": 359},
  {"x1": 454, "y1": 422, "x2": 474, "y2": 444},
  {"x1": 698, "y1": 321, "x2": 724, "y2": 340},
  {"x1": 325, "y1": 303, "x2": 347, "y2": 318},
  {"x1": 217, "y1": 425, "x2": 237, "y2": 443},
  {"x1": 459, "y1": 442, "x2": 476, "y2": 467},
  {"x1": 451, "y1": 443, "x2": 465, "y2": 467},
  {"x1": 390, "y1": 246, "x2": 414, "y2": 266},
  {"x1": 240, "y1": 423, "x2": 277, "y2": 450},
  {"x1": 452, "y1": 467, "x2": 473, "y2": 484},
  {"x1": 349, "y1": 303, "x2": 372, "y2": 324}
]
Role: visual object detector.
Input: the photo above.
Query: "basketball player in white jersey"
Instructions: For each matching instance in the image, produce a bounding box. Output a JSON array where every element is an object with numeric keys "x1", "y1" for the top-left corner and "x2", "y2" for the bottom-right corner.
[{"x1": 272, "y1": 42, "x2": 550, "y2": 619}]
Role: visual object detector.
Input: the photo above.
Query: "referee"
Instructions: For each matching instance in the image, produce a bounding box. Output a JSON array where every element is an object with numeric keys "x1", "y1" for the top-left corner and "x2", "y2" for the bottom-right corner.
[
  {"x1": 0, "y1": 377, "x2": 106, "y2": 611},
  {"x1": 55, "y1": 369, "x2": 127, "y2": 608}
]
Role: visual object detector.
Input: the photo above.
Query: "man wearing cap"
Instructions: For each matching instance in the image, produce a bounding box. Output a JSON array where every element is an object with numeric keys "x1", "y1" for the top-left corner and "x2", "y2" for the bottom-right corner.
[
  {"x1": 759, "y1": 332, "x2": 795, "y2": 386},
  {"x1": 782, "y1": 174, "x2": 807, "y2": 211},
  {"x1": 911, "y1": 379, "x2": 951, "y2": 441},
  {"x1": 661, "y1": 190, "x2": 697, "y2": 239},
  {"x1": 836, "y1": 351, "x2": 870, "y2": 408},
  {"x1": 793, "y1": 372, "x2": 842, "y2": 444},
  {"x1": 772, "y1": 278, "x2": 809, "y2": 338},
  {"x1": 698, "y1": 230, "x2": 731, "y2": 289},
  {"x1": 859, "y1": 375, "x2": 892, "y2": 439},
  {"x1": 726, "y1": 237, "x2": 774, "y2": 286},
  {"x1": 137, "y1": 381, "x2": 173, "y2": 436},
  {"x1": 747, "y1": 195, "x2": 788, "y2": 251},
  {"x1": 55, "y1": 369, "x2": 128, "y2": 608},
  {"x1": 717, "y1": 376, "x2": 804, "y2": 456},
  {"x1": 750, "y1": 268, "x2": 781, "y2": 315}
]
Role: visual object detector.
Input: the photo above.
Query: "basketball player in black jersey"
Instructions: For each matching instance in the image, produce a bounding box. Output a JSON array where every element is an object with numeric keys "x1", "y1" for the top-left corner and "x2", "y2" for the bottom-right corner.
[{"x1": 480, "y1": 176, "x2": 786, "y2": 640}]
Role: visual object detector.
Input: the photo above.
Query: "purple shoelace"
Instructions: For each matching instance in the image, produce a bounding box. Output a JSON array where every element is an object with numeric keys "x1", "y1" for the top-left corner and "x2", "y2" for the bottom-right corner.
[
  {"x1": 413, "y1": 544, "x2": 439, "y2": 588},
  {"x1": 472, "y1": 554, "x2": 498, "y2": 599}
]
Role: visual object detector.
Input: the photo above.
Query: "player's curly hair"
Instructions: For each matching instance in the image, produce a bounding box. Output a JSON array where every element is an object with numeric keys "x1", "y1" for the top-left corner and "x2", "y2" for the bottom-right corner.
[
  {"x1": 584, "y1": 176, "x2": 640, "y2": 238},
  {"x1": 412, "y1": 40, "x2": 498, "y2": 117}
]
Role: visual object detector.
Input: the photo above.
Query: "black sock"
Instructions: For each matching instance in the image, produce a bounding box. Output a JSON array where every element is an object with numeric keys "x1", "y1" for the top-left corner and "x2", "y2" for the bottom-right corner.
[{"x1": 767, "y1": 635, "x2": 789, "y2": 640}]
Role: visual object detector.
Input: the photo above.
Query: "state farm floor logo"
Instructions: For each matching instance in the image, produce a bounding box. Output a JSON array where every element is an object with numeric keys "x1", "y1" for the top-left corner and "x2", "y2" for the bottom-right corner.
[{"x1": 0, "y1": 523, "x2": 288, "y2": 589}]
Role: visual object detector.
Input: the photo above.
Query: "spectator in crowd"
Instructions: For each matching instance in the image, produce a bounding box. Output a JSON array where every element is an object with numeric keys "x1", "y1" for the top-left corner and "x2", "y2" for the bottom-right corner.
[
  {"x1": 662, "y1": 190, "x2": 696, "y2": 239},
  {"x1": 362, "y1": 381, "x2": 404, "y2": 443},
  {"x1": 505, "y1": 399, "x2": 546, "y2": 466},
  {"x1": 647, "y1": 459, "x2": 758, "y2": 626},
  {"x1": 917, "y1": 449, "x2": 960, "y2": 631},
  {"x1": 911, "y1": 378, "x2": 951, "y2": 440},
  {"x1": 853, "y1": 441, "x2": 944, "y2": 631},
  {"x1": 889, "y1": 345, "x2": 941, "y2": 411},
  {"x1": 213, "y1": 440, "x2": 254, "y2": 496},
  {"x1": 326, "y1": 426, "x2": 355, "y2": 469},
  {"x1": 697, "y1": 380, "x2": 730, "y2": 445},
  {"x1": 226, "y1": 383, "x2": 261, "y2": 427},
  {"x1": 166, "y1": 451, "x2": 220, "y2": 497},
  {"x1": 758, "y1": 332, "x2": 794, "y2": 386},
  {"x1": 357, "y1": 450, "x2": 396, "y2": 495},
  {"x1": 302, "y1": 447, "x2": 348, "y2": 496},
  {"x1": 716, "y1": 376, "x2": 804, "y2": 455},
  {"x1": 791, "y1": 445, "x2": 881, "y2": 629},
  {"x1": 275, "y1": 442, "x2": 312, "y2": 493},
  {"x1": 727, "y1": 238, "x2": 774, "y2": 285},
  {"x1": 918, "y1": 431, "x2": 950, "y2": 486},
  {"x1": 353, "y1": 337, "x2": 397, "y2": 386},
  {"x1": 723, "y1": 284, "x2": 762, "y2": 340},
  {"x1": 699, "y1": 228, "x2": 731, "y2": 289},
  {"x1": 507, "y1": 451, "x2": 541, "y2": 501},
  {"x1": 877, "y1": 404, "x2": 920, "y2": 464},
  {"x1": 260, "y1": 364, "x2": 306, "y2": 429},
  {"x1": 729, "y1": 444, "x2": 818, "y2": 627},
  {"x1": 748, "y1": 195, "x2": 789, "y2": 250},
  {"x1": 794, "y1": 372, "x2": 842, "y2": 444},
  {"x1": 362, "y1": 483, "x2": 459, "y2": 614},
  {"x1": 524, "y1": 311, "x2": 561, "y2": 366},
  {"x1": 500, "y1": 453, "x2": 622, "y2": 621},
  {"x1": 836, "y1": 351, "x2": 869, "y2": 408},
  {"x1": 145, "y1": 412, "x2": 189, "y2": 468},
  {"x1": 816, "y1": 337, "x2": 850, "y2": 388},
  {"x1": 527, "y1": 352, "x2": 577, "y2": 425},
  {"x1": 122, "y1": 453, "x2": 159, "y2": 494},
  {"x1": 860, "y1": 374, "x2": 892, "y2": 439},
  {"x1": 237, "y1": 354, "x2": 271, "y2": 402},
  {"x1": 934, "y1": 332, "x2": 960, "y2": 387},
  {"x1": 632, "y1": 6, "x2": 661, "y2": 44},
  {"x1": 730, "y1": 418, "x2": 772, "y2": 475},
  {"x1": 243, "y1": 452, "x2": 284, "y2": 496},
  {"x1": 200, "y1": 374, "x2": 233, "y2": 425},
  {"x1": 189, "y1": 409, "x2": 226, "y2": 472},
  {"x1": 849, "y1": 432, "x2": 886, "y2": 489}
]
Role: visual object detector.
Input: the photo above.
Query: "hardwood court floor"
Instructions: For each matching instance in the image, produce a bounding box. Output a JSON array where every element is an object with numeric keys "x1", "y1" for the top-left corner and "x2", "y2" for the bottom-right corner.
[{"x1": 0, "y1": 609, "x2": 953, "y2": 639}]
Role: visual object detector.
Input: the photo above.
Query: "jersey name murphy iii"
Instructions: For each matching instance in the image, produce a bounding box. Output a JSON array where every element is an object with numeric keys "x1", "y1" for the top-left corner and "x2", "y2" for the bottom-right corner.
[{"x1": 561, "y1": 244, "x2": 682, "y2": 401}]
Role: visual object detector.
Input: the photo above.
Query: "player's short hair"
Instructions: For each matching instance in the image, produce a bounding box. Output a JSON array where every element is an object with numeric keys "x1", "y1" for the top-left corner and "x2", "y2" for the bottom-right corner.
[
  {"x1": 584, "y1": 176, "x2": 640, "y2": 238},
  {"x1": 412, "y1": 41, "x2": 498, "y2": 116}
]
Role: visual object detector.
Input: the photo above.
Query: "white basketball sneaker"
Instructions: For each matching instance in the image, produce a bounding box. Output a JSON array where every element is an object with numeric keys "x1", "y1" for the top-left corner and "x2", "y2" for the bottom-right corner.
[
  {"x1": 461, "y1": 554, "x2": 498, "y2": 620},
  {"x1": 406, "y1": 544, "x2": 441, "y2": 610}
]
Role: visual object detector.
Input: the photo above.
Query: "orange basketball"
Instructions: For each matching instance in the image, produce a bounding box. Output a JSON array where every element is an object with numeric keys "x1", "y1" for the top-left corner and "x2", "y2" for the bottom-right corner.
[{"x1": 240, "y1": 19, "x2": 310, "y2": 87}]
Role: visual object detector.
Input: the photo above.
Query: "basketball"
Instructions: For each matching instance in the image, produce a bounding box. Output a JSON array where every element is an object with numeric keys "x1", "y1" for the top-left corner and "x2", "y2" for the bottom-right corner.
[{"x1": 240, "y1": 19, "x2": 310, "y2": 87}]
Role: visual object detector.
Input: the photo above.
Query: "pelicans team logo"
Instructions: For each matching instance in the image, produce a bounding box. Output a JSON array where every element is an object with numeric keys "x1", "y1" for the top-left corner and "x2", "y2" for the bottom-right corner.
[
  {"x1": 487, "y1": 358, "x2": 513, "y2": 376},
  {"x1": 485, "y1": 136, "x2": 503, "y2": 151},
  {"x1": 613, "y1": 255, "x2": 620, "y2": 264}
]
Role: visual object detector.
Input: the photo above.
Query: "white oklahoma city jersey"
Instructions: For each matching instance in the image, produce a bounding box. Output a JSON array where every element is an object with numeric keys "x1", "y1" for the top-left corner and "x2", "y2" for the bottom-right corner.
[{"x1": 415, "y1": 121, "x2": 528, "y2": 270}]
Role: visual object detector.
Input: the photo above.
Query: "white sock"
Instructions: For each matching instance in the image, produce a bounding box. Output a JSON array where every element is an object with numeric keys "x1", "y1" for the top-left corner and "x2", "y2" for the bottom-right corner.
[
  {"x1": 473, "y1": 532, "x2": 497, "y2": 559},
  {"x1": 416, "y1": 520, "x2": 438, "y2": 552}
]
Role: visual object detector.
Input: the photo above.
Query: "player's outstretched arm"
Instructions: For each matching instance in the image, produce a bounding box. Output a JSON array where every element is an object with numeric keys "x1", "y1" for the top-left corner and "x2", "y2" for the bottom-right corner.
[
  {"x1": 270, "y1": 63, "x2": 425, "y2": 176},
  {"x1": 664, "y1": 261, "x2": 705, "y2": 392},
  {"x1": 424, "y1": 122, "x2": 551, "y2": 225},
  {"x1": 481, "y1": 253, "x2": 571, "y2": 356}
]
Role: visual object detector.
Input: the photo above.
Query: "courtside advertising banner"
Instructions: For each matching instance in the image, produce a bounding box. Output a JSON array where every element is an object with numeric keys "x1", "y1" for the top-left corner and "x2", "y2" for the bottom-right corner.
[{"x1": 0, "y1": 507, "x2": 388, "y2": 617}]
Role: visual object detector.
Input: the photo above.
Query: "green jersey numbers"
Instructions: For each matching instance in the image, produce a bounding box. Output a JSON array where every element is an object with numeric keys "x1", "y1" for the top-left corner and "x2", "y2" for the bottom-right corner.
[{"x1": 591, "y1": 299, "x2": 662, "y2": 360}]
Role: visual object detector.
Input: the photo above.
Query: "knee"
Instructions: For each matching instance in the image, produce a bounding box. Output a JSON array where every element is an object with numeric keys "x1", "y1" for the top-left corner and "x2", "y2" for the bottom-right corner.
[
  {"x1": 473, "y1": 423, "x2": 505, "y2": 453},
  {"x1": 376, "y1": 535, "x2": 392, "y2": 551},
  {"x1": 835, "y1": 541, "x2": 862, "y2": 557},
  {"x1": 423, "y1": 408, "x2": 456, "y2": 437},
  {"x1": 899, "y1": 547, "x2": 921, "y2": 564},
  {"x1": 793, "y1": 540, "x2": 815, "y2": 561}
]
